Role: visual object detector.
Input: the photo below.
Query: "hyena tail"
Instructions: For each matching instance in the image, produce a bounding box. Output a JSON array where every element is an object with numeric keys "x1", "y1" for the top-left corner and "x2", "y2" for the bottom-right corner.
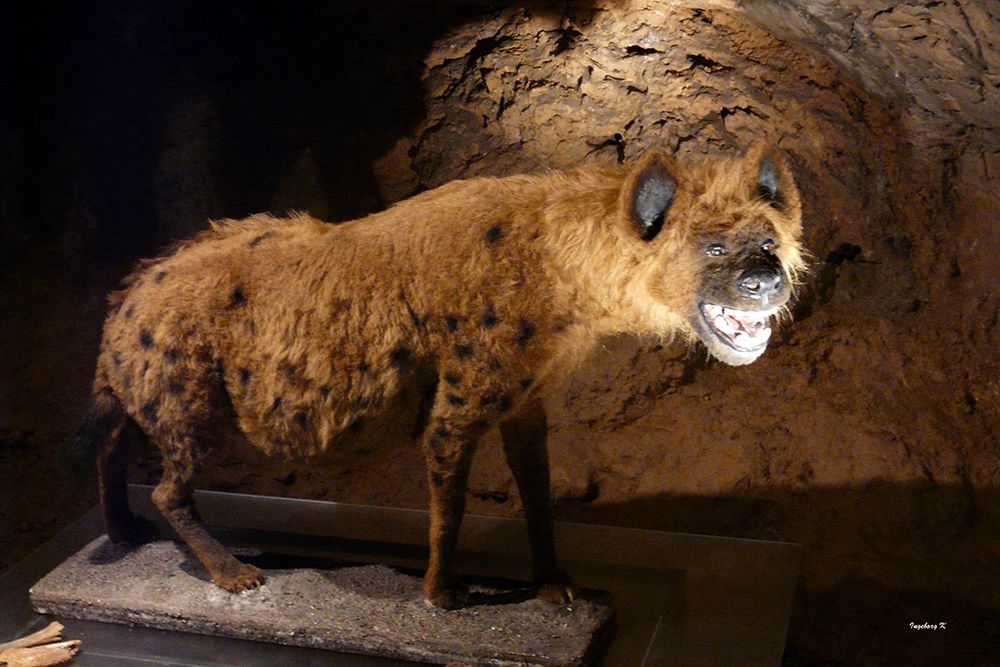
[
  {"x1": 60, "y1": 386, "x2": 127, "y2": 474},
  {"x1": 62, "y1": 385, "x2": 157, "y2": 543}
]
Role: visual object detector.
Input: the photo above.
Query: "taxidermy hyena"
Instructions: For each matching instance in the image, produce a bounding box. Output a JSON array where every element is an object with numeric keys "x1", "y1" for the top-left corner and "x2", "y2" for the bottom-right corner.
[{"x1": 75, "y1": 143, "x2": 805, "y2": 608}]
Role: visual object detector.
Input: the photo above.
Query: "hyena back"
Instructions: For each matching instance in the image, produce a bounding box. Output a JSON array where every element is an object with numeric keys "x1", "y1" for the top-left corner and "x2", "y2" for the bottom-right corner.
[{"x1": 81, "y1": 143, "x2": 805, "y2": 608}]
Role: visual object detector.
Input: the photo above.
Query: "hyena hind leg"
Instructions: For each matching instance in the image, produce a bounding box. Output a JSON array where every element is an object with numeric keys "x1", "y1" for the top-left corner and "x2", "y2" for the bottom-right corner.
[
  {"x1": 99, "y1": 417, "x2": 157, "y2": 544},
  {"x1": 150, "y1": 432, "x2": 262, "y2": 592}
]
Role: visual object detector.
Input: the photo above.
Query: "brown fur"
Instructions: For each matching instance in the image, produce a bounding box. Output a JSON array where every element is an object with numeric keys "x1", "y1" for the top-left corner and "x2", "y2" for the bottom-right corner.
[{"x1": 81, "y1": 143, "x2": 804, "y2": 607}]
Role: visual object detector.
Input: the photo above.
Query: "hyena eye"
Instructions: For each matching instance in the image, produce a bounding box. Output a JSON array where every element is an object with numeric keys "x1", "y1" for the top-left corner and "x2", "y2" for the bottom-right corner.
[
  {"x1": 761, "y1": 239, "x2": 777, "y2": 254},
  {"x1": 706, "y1": 243, "x2": 728, "y2": 257}
]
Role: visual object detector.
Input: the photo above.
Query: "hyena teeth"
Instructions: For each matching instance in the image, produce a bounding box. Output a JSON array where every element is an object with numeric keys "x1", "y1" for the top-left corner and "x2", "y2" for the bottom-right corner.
[
  {"x1": 714, "y1": 314, "x2": 734, "y2": 333},
  {"x1": 705, "y1": 301, "x2": 775, "y2": 350},
  {"x1": 721, "y1": 305, "x2": 778, "y2": 319}
]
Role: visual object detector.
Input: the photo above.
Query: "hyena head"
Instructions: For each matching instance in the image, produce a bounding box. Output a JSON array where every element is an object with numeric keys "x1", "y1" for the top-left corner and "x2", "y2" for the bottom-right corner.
[{"x1": 619, "y1": 143, "x2": 806, "y2": 366}]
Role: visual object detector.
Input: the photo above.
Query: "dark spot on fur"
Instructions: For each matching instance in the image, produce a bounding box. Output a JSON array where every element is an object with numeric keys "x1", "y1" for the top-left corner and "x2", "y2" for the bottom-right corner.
[
  {"x1": 390, "y1": 347, "x2": 412, "y2": 373},
  {"x1": 517, "y1": 321, "x2": 536, "y2": 345},
  {"x1": 487, "y1": 357, "x2": 503, "y2": 372},
  {"x1": 330, "y1": 298, "x2": 350, "y2": 321},
  {"x1": 319, "y1": 385, "x2": 331, "y2": 399},
  {"x1": 473, "y1": 418, "x2": 490, "y2": 429},
  {"x1": 141, "y1": 360, "x2": 149, "y2": 375},
  {"x1": 348, "y1": 417, "x2": 364, "y2": 432},
  {"x1": 353, "y1": 395, "x2": 374, "y2": 409},
  {"x1": 480, "y1": 393, "x2": 499, "y2": 406},
  {"x1": 498, "y1": 395, "x2": 514, "y2": 413},
  {"x1": 154, "y1": 271, "x2": 167, "y2": 283},
  {"x1": 520, "y1": 377, "x2": 534, "y2": 390},
  {"x1": 480, "y1": 304, "x2": 499, "y2": 328},
  {"x1": 357, "y1": 361, "x2": 370, "y2": 374},
  {"x1": 269, "y1": 396, "x2": 283, "y2": 414},
  {"x1": 139, "y1": 330, "x2": 153, "y2": 349},
  {"x1": 230, "y1": 286, "x2": 247, "y2": 308},
  {"x1": 239, "y1": 368, "x2": 251, "y2": 386},
  {"x1": 164, "y1": 348, "x2": 180, "y2": 363},
  {"x1": 444, "y1": 372, "x2": 461, "y2": 386},
  {"x1": 445, "y1": 316, "x2": 459, "y2": 333},
  {"x1": 281, "y1": 362, "x2": 297, "y2": 378},
  {"x1": 446, "y1": 394, "x2": 466, "y2": 406},
  {"x1": 168, "y1": 380, "x2": 184, "y2": 395},
  {"x1": 124, "y1": 306, "x2": 134, "y2": 320},
  {"x1": 249, "y1": 231, "x2": 274, "y2": 247},
  {"x1": 141, "y1": 401, "x2": 158, "y2": 424},
  {"x1": 430, "y1": 472, "x2": 445, "y2": 487},
  {"x1": 484, "y1": 225, "x2": 503, "y2": 245},
  {"x1": 294, "y1": 411, "x2": 309, "y2": 428},
  {"x1": 453, "y1": 344, "x2": 474, "y2": 360},
  {"x1": 428, "y1": 437, "x2": 445, "y2": 455},
  {"x1": 112, "y1": 353, "x2": 122, "y2": 368}
]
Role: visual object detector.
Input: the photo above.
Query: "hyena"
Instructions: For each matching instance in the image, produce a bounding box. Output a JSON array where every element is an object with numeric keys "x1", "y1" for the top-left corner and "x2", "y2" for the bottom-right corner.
[{"x1": 74, "y1": 143, "x2": 805, "y2": 608}]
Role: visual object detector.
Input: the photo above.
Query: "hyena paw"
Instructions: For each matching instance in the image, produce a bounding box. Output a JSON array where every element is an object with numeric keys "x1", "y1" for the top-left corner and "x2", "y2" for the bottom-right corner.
[
  {"x1": 536, "y1": 572, "x2": 578, "y2": 604},
  {"x1": 213, "y1": 562, "x2": 264, "y2": 593},
  {"x1": 423, "y1": 583, "x2": 469, "y2": 610},
  {"x1": 107, "y1": 515, "x2": 158, "y2": 545}
]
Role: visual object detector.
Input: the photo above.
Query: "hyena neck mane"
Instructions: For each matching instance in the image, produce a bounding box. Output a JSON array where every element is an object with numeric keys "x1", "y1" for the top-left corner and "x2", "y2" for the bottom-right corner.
[{"x1": 535, "y1": 165, "x2": 688, "y2": 342}]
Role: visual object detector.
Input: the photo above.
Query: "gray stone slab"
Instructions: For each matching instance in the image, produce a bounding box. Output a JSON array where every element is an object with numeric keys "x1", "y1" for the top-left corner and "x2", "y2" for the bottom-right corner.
[{"x1": 29, "y1": 538, "x2": 614, "y2": 666}]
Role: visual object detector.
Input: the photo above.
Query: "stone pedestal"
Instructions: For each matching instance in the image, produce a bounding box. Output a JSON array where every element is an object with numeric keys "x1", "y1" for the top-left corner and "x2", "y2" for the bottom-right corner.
[{"x1": 30, "y1": 538, "x2": 614, "y2": 667}]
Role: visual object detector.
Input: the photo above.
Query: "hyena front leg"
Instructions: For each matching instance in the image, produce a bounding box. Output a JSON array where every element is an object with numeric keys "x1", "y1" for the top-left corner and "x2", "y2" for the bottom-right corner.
[
  {"x1": 499, "y1": 397, "x2": 577, "y2": 603},
  {"x1": 151, "y1": 432, "x2": 262, "y2": 592},
  {"x1": 420, "y1": 407, "x2": 489, "y2": 609}
]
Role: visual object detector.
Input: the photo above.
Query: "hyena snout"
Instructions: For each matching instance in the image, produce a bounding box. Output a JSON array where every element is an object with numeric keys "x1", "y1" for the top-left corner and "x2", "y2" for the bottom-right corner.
[{"x1": 736, "y1": 264, "x2": 785, "y2": 305}]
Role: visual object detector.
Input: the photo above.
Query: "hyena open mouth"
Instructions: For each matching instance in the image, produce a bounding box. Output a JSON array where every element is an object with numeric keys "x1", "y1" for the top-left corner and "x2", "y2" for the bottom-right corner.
[{"x1": 699, "y1": 303, "x2": 778, "y2": 353}]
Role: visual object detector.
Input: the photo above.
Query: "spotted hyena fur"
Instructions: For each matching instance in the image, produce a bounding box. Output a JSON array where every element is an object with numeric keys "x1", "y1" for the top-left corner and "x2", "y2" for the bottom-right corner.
[{"x1": 79, "y1": 143, "x2": 805, "y2": 608}]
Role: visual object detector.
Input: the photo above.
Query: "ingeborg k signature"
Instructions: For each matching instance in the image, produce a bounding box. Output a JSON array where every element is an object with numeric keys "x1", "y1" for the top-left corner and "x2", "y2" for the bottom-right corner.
[{"x1": 910, "y1": 621, "x2": 948, "y2": 631}]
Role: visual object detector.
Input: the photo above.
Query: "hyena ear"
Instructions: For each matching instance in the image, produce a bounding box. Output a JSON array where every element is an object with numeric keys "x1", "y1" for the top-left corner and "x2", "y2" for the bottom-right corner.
[
  {"x1": 620, "y1": 148, "x2": 681, "y2": 242},
  {"x1": 747, "y1": 143, "x2": 800, "y2": 214}
]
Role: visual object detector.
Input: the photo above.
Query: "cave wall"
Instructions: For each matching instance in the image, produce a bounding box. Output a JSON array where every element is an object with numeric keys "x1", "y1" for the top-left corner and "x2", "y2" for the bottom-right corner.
[{"x1": 2, "y1": 1, "x2": 998, "y2": 663}]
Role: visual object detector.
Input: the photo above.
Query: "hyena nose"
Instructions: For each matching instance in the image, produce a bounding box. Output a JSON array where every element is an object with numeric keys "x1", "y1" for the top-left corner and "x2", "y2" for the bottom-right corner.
[{"x1": 737, "y1": 266, "x2": 783, "y2": 301}]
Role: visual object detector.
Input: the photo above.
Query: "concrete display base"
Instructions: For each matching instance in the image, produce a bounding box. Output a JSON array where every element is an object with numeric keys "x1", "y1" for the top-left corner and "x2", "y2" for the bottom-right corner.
[{"x1": 29, "y1": 538, "x2": 614, "y2": 667}]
